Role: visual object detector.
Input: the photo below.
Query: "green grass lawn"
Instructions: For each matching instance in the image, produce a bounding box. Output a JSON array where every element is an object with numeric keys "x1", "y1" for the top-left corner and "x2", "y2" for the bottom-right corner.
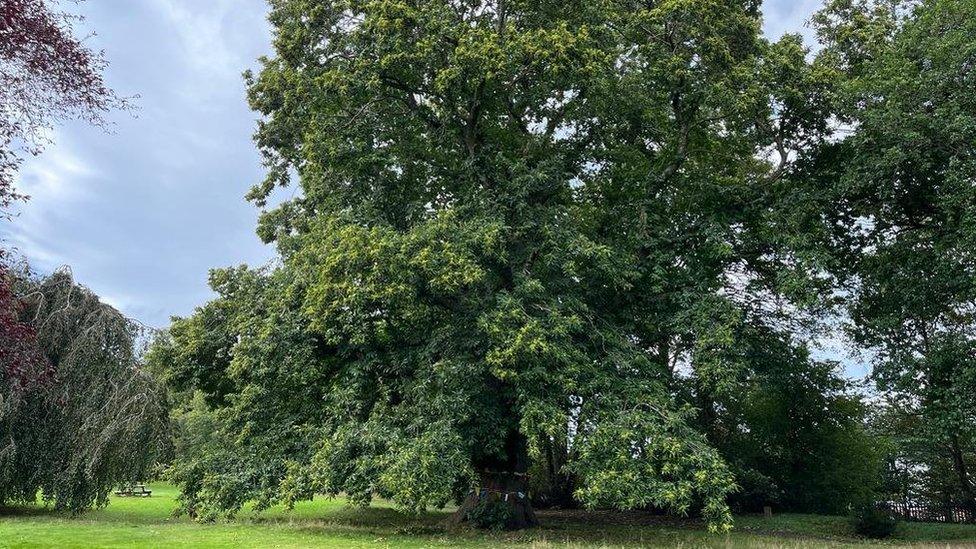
[{"x1": 1, "y1": 485, "x2": 974, "y2": 548}]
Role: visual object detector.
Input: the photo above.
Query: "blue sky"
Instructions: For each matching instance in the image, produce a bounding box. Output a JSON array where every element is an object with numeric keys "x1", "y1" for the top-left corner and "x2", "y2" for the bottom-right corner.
[{"x1": 2, "y1": 0, "x2": 826, "y2": 330}]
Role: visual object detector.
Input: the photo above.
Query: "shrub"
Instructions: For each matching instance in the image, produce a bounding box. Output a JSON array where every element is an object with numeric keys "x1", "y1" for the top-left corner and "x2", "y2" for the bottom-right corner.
[{"x1": 850, "y1": 502, "x2": 898, "y2": 539}]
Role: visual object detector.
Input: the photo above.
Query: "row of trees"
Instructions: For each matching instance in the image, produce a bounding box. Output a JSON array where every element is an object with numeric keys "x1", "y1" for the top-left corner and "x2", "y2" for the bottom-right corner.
[{"x1": 145, "y1": 0, "x2": 976, "y2": 532}]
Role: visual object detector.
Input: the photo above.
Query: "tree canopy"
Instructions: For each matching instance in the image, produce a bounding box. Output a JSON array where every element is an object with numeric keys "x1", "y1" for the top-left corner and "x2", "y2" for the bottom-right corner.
[
  {"x1": 802, "y1": 0, "x2": 976, "y2": 511},
  {"x1": 150, "y1": 0, "x2": 862, "y2": 531}
]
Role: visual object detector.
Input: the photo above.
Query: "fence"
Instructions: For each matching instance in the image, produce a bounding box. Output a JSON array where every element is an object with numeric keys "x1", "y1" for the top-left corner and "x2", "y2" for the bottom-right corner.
[{"x1": 887, "y1": 502, "x2": 976, "y2": 524}]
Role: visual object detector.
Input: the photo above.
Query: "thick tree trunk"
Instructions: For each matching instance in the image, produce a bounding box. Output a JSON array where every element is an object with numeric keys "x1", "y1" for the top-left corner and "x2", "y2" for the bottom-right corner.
[
  {"x1": 452, "y1": 429, "x2": 538, "y2": 529},
  {"x1": 451, "y1": 470, "x2": 539, "y2": 530}
]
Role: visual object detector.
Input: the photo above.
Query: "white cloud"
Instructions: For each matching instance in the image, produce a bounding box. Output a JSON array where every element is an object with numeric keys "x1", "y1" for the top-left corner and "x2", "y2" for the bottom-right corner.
[
  {"x1": 1, "y1": 139, "x2": 102, "y2": 272},
  {"x1": 150, "y1": 0, "x2": 238, "y2": 73},
  {"x1": 763, "y1": 0, "x2": 824, "y2": 45},
  {"x1": 148, "y1": 0, "x2": 270, "y2": 101},
  {"x1": 13, "y1": 140, "x2": 97, "y2": 205}
]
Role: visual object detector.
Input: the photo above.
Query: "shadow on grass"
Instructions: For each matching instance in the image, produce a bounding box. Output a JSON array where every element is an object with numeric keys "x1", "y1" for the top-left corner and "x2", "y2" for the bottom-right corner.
[
  {"x1": 0, "y1": 504, "x2": 58, "y2": 518},
  {"x1": 231, "y1": 503, "x2": 726, "y2": 547},
  {"x1": 247, "y1": 504, "x2": 448, "y2": 529}
]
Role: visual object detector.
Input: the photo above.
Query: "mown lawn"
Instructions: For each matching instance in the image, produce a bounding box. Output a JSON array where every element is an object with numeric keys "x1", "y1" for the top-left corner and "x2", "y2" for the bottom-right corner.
[{"x1": 0, "y1": 484, "x2": 974, "y2": 548}]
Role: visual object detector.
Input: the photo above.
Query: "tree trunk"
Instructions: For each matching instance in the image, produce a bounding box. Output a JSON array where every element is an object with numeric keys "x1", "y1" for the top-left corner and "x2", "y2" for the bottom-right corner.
[
  {"x1": 451, "y1": 470, "x2": 538, "y2": 530},
  {"x1": 452, "y1": 429, "x2": 538, "y2": 529},
  {"x1": 950, "y1": 433, "x2": 976, "y2": 511}
]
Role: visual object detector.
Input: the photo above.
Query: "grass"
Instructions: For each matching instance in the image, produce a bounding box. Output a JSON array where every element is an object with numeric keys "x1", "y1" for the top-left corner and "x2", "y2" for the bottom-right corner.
[{"x1": 0, "y1": 485, "x2": 974, "y2": 548}]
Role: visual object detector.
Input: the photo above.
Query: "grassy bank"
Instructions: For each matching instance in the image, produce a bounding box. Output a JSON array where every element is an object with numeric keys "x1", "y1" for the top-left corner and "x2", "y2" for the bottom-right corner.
[{"x1": 1, "y1": 484, "x2": 974, "y2": 548}]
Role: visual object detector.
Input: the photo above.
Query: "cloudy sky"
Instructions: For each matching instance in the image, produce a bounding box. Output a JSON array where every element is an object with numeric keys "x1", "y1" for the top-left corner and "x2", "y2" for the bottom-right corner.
[{"x1": 2, "y1": 0, "x2": 829, "y2": 331}]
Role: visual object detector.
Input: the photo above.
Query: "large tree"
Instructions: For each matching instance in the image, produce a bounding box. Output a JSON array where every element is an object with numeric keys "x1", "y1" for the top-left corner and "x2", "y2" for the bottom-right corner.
[
  {"x1": 804, "y1": 0, "x2": 976, "y2": 511},
  {"x1": 156, "y1": 0, "x2": 835, "y2": 530}
]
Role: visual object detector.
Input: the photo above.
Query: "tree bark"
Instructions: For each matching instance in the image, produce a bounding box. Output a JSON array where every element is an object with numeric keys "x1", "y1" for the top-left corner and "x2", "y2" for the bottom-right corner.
[
  {"x1": 451, "y1": 470, "x2": 538, "y2": 530},
  {"x1": 950, "y1": 433, "x2": 976, "y2": 512},
  {"x1": 451, "y1": 429, "x2": 539, "y2": 529}
]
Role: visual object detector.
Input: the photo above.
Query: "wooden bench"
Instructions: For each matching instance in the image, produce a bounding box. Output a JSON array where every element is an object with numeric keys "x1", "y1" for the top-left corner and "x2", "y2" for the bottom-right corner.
[{"x1": 114, "y1": 483, "x2": 152, "y2": 497}]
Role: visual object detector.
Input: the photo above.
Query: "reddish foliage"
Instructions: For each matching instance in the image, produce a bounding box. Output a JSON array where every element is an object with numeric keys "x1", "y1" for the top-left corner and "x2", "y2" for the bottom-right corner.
[
  {"x1": 0, "y1": 0, "x2": 127, "y2": 197},
  {"x1": 1, "y1": 0, "x2": 113, "y2": 389},
  {"x1": 0, "y1": 259, "x2": 51, "y2": 389}
]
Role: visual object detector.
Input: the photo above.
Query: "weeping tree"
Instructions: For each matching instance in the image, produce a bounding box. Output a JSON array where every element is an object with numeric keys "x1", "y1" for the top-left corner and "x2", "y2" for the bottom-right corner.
[
  {"x1": 0, "y1": 265, "x2": 168, "y2": 512},
  {"x1": 0, "y1": 0, "x2": 164, "y2": 513},
  {"x1": 154, "y1": 0, "x2": 836, "y2": 531}
]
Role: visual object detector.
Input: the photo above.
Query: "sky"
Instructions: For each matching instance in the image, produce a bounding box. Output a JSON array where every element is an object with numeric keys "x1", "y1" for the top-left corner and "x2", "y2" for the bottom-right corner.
[{"x1": 2, "y1": 0, "x2": 834, "y2": 335}]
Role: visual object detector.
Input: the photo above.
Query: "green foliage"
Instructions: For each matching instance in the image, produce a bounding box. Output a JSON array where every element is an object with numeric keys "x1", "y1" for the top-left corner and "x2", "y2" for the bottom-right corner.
[
  {"x1": 805, "y1": 0, "x2": 976, "y2": 509},
  {"x1": 713, "y1": 344, "x2": 882, "y2": 515},
  {"x1": 850, "y1": 503, "x2": 899, "y2": 539},
  {"x1": 375, "y1": 422, "x2": 471, "y2": 512},
  {"x1": 149, "y1": 266, "x2": 331, "y2": 520},
  {"x1": 570, "y1": 401, "x2": 736, "y2": 532},
  {"x1": 151, "y1": 0, "x2": 873, "y2": 532},
  {"x1": 0, "y1": 268, "x2": 168, "y2": 513}
]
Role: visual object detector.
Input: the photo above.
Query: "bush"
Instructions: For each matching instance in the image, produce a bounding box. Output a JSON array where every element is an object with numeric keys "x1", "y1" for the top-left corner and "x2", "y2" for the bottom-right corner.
[
  {"x1": 850, "y1": 502, "x2": 898, "y2": 539},
  {"x1": 728, "y1": 468, "x2": 781, "y2": 513}
]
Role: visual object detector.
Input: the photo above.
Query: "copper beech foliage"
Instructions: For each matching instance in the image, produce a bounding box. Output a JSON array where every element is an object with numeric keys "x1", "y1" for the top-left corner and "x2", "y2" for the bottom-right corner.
[
  {"x1": 0, "y1": 0, "x2": 129, "y2": 196},
  {"x1": 0, "y1": 256, "x2": 51, "y2": 389}
]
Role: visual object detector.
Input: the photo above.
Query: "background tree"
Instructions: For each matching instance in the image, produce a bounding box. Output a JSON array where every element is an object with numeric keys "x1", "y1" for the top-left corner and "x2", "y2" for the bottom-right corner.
[
  {"x1": 0, "y1": 267, "x2": 169, "y2": 512},
  {"x1": 706, "y1": 336, "x2": 880, "y2": 515},
  {"x1": 804, "y1": 0, "x2": 976, "y2": 511}
]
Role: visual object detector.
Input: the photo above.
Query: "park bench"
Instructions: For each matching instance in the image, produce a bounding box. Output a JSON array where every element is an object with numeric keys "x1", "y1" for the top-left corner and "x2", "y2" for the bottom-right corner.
[{"x1": 114, "y1": 483, "x2": 152, "y2": 497}]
